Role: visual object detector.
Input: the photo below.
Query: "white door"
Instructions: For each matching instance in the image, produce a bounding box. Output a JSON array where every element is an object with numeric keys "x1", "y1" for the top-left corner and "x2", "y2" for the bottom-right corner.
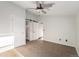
[
  {"x1": 38, "y1": 23, "x2": 43, "y2": 40},
  {"x1": 29, "y1": 21, "x2": 33, "y2": 41},
  {"x1": 29, "y1": 21, "x2": 43, "y2": 41}
]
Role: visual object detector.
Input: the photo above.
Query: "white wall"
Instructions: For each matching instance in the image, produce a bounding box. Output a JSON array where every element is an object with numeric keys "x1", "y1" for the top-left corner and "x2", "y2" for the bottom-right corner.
[
  {"x1": 0, "y1": 2, "x2": 26, "y2": 47},
  {"x1": 26, "y1": 10, "x2": 40, "y2": 21},
  {"x1": 41, "y1": 15, "x2": 76, "y2": 47},
  {"x1": 76, "y1": 13, "x2": 79, "y2": 56},
  {"x1": 0, "y1": 2, "x2": 12, "y2": 35}
]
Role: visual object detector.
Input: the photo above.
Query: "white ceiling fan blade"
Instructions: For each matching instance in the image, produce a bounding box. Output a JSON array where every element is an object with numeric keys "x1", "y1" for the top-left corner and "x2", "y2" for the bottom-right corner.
[
  {"x1": 42, "y1": 3, "x2": 55, "y2": 8},
  {"x1": 41, "y1": 9, "x2": 46, "y2": 14},
  {"x1": 27, "y1": 8, "x2": 35, "y2": 9},
  {"x1": 26, "y1": 8, "x2": 36, "y2": 10}
]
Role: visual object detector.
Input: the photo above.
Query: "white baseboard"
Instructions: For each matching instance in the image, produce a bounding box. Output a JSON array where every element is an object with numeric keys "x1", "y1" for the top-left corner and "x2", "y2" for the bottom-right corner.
[
  {"x1": 44, "y1": 39, "x2": 75, "y2": 47},
  {"x1": 14, "y1": 42, "x2": 26, "y2": 48}
]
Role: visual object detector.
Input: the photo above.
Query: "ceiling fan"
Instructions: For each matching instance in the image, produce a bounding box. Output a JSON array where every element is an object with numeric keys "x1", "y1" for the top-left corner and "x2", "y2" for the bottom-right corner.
[{"x1": 27, "y1": 1, "x2": 55, "y2": 14}]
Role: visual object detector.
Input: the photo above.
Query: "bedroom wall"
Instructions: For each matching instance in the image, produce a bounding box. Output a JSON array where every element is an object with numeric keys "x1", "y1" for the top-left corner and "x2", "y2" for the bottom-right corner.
[
  {"x1": 26, "y1": 10, "x2": 40, "y2": 21},
  {"x1": 0, "y1": 2, "x2": 12, "y2": 35},
  {"x1": 76, "y1": 13, "x2": 79, "y2": 56},
  {"x1": 0, "y1": 1, "x2": 26, "y2": 47},
  {"x1": 41, "y1": 15, "x2": 76, "y2": 47}
]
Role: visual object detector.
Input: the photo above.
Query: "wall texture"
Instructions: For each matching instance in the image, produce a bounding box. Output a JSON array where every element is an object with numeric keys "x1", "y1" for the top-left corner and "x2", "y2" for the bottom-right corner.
[
  {"x1": 0, "y1": 2, "x2": 26, "y2": 47},
  {"x1": 41, "y1": 15, "x2": 76, "y2": 47}
]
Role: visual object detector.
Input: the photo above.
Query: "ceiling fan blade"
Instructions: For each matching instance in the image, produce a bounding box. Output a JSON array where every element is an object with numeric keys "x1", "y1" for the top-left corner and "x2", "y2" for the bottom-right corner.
[
  {"x1": 42, "y1": 3, "x2": 55, "y2": 8},
  {"x1": 41, "y1": 9, "x2": 46, "y2": 14},
  {"x1": 26, "y1": 8, "x2": 36, "y2": 10},
  {"x1": 27, "y1": 8, "x2": 35, "y2": 9}
]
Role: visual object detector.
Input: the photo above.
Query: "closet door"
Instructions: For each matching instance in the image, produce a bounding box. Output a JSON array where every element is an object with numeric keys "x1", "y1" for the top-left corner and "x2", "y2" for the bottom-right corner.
[
  {"x1": 29, "y1": 21, "x2": 34, "y2": 41},
  {"x1": 38, "y1": 23, "x2": 43, "y2": 40},
  {"x1": 26, "y1": 21, "x2": 30, "y2": 40},
  {"x1": 29, "y1": 21, "x2": 43, "y2": 41},
  {"x1": 29, "y1": 22, "x2": 39, "y2": 40},
  {"x1": 32, "y1": 22, "x2": 43, "y2": 40},
  {"x1": 33, "y1": 22, "x2": 39, "y2": 40}
]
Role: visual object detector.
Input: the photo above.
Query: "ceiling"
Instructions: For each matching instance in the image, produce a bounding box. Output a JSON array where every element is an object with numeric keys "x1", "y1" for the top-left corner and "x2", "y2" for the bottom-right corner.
[{"x1": 12, "y1": 1, "x2": 79, "y2": 16}]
